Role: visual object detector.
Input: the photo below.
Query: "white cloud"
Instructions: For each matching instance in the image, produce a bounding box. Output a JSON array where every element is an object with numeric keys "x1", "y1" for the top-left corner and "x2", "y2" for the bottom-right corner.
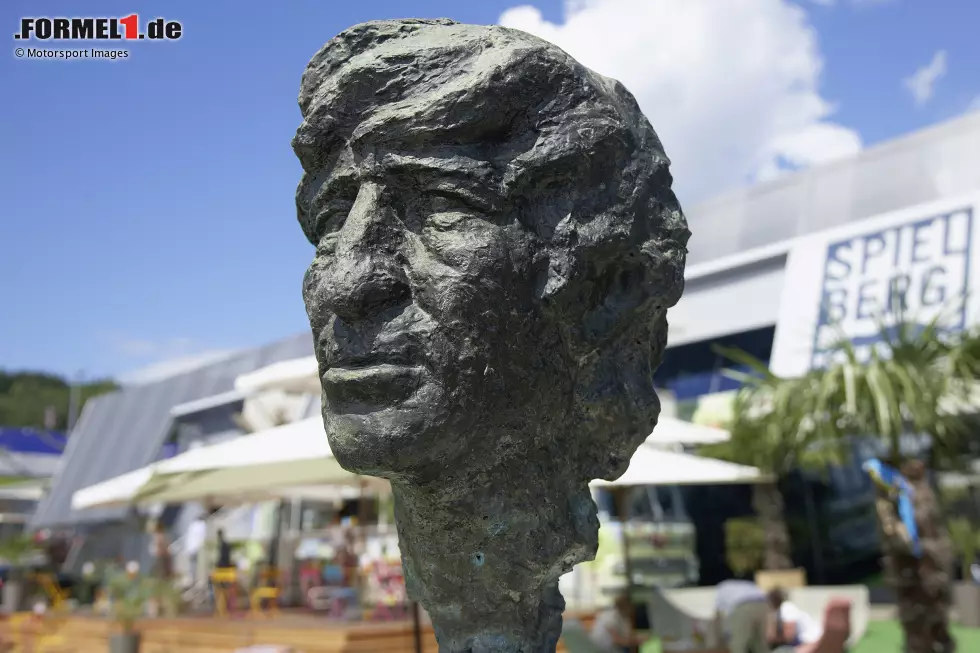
[
  {"x1": 499, "y1": 0, "x2": 862, "y2": 204},
  {"x1": 903, "y1": 50, "x2": 948, "y2": 106}
]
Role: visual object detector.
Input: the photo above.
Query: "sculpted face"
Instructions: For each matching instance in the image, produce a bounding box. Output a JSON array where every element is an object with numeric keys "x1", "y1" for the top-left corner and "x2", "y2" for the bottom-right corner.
[
  {"x1": 301, "y1": 147, "x2": 561, "y2": 480},
  {"x1": 295, "y1": 19, "x2": 688, "y2": 486}
]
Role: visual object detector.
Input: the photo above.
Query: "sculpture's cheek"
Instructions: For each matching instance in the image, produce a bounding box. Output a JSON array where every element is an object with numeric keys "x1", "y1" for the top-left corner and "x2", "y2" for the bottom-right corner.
[
  {"x1": 408, "y1": 223, "x2": 516, "y2": 322},
  {"x1": 301, "y1": 260, "x2": 331, "y2": 326},
  {"x1": 421, "y1": 218, "x2": 505, "y2": 271}
]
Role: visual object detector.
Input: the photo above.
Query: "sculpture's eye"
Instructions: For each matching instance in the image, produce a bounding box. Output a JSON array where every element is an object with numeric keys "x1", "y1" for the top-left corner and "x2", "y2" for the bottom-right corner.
[
  {"x1": 425, "y1": 184, "x2": 492, "y2": 213},
  {"x1": 429, "y1": 193, "x2": 466, "y2": 213},
  {"x1": 313, "y1": 199, "x2": 354, "y2": 241},
  {"x1": 424, "y1": 193, "x2": 472, "y2": 231}
]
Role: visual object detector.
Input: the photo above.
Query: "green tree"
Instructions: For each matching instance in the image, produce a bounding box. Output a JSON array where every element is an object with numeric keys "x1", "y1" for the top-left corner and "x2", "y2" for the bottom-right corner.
[
  {"x1": 810, "y1": 317, "x2": 980, "y2": 653},
  {"x1": 713, "y1": 314, "x2": 980, "y2": 653},
  {"x1": 701, "y1": 360, "x2": 841, "y2": 571},
  {"x1": 0, "y1": 370, "x2": 117, "y2": 431}
]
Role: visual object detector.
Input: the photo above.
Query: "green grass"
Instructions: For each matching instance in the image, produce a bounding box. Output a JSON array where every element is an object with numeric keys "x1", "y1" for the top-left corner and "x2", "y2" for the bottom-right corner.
[
  {"x1": 852, "y1": 620, "x2": 980, "y2": 653},
  {"x1": 637, "y1": 621, "x2": 980, "y2": 653}
]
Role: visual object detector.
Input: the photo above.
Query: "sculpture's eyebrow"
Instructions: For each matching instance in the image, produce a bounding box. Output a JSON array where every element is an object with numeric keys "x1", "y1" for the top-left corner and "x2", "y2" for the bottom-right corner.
[
  {"x1": 382, "y1": 155, "x2": 502, "y2": 205},
  {"x1": 314, "y1": 168, "x2": 360, "y2": 205}
]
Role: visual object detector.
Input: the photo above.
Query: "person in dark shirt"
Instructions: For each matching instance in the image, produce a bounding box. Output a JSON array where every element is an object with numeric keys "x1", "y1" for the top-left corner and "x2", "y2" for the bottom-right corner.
[{"x1": 216, "y1": 529, "x2": 233, "y2": 569}]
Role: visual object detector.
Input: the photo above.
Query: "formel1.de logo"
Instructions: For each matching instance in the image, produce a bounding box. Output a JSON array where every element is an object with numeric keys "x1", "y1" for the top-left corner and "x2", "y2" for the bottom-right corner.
[{"x1": 14, "y1": 15, "x2": 182, "y2": 41}]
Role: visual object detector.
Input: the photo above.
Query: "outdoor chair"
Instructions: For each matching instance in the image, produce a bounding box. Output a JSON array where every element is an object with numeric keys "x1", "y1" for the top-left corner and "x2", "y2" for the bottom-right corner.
[
  {"x1": 249, "y1": 586, "x2": 280, "y2": 619},
  {"x1": 211, "y1": 567, "x2": 241, "y2": 617},
  {"x1": 796, "y1": 598, "x2": 851, "y2": 653},
  {"x1": 299, "y1": 561, "x2": 323, "y2": 609},
  {"x1": 30, "y1": 574, "x2": 70, "y2": 612},
  {"x1": 786, "y1": 586, "x2": 868, "y2": 648},
  {"x1": 307, "y1": 564, "x2": 359, "y2": 619},
  {"x1": 365, "y1": 563, "x2": 408, "y2": 621},
  {"x1": 560, "y1": 618, "x2": 606, "y2": 653},
  {"x1": 248, "y1": 566, "x2": 282, "y2": 618}
]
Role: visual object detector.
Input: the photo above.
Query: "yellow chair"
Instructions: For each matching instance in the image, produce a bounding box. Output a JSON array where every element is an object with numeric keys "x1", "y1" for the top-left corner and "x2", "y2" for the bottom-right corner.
[
  {"x1": 210, "y1": 567, "x2": 239, "y2": 617},
  {"x1": 248, "y1": 565, "x2": 281, "y2": 618},
  {"x1": 32, "y1": 574, "x2": 70, "y2": 611},
  {"x1": 249, "y1": 586, "x2": 280, "y2": 618}
]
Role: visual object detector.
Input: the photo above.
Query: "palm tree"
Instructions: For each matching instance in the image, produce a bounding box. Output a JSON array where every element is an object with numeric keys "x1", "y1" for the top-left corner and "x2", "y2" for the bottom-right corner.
[
  {"x1": 713, "y1": 313, "x2": 980, "y2": 653},
  {"x1": 809, "y1": 316, "x2": 980, "y2": 653},
  {"x1": 701, "y1": 361, "x2": 842, "y2": 571}
]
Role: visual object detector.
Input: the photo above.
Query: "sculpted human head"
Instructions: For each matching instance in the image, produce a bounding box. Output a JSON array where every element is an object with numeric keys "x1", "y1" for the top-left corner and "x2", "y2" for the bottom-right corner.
[{"x1": 294, "y1": 19, "x2": 689, "y2": 488}]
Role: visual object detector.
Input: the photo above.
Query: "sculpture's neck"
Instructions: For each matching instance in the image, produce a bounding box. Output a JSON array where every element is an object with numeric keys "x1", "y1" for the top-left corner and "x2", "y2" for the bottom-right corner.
[{"x1": 391, "y1": 474, "x2": 597, "y2": 653}]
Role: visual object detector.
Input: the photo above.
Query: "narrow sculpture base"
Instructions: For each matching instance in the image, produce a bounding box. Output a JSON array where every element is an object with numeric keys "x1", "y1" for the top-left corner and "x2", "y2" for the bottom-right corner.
[{"x1": 392, "y1": 480, "x2": 593, "y2": 653}]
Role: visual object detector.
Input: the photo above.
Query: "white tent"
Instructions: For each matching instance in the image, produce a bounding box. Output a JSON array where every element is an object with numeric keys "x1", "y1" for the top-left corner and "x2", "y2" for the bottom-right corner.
[
  {"x1": 590, "y1": 444, "x2": 768, "y2": 488},
  {"x1": 0, "y1": 478, "x2": 48, "y2": 502},
  {"x1": 645, "y1": 417, "x2": 730, "y2": 446},
  {"x1": 234, "y1": 356, "x2": 320, "y2": 395},
  {"x1": 154, "y1": 417, "x2": 330, "y2": 474},
  {"x1": 72, "y1": 417, "x2": 385, "y2": 510},
  {"x1": 72, "y1": 467, "x2": 158, "y2": 510}
]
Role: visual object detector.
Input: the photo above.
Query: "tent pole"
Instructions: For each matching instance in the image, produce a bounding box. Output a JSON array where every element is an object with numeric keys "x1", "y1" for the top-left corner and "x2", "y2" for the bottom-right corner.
[
  {"x1": 412, "y1": 600, "x2": 424, "y2": 653},
  {"x1": 615, "y1": 487, "x2": 638, "y2": 653}
]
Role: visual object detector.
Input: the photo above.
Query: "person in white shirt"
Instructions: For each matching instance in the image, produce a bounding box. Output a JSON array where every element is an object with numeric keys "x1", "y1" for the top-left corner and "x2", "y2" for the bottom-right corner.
[
  {"x1": 590, "y1": 594, "x2": 648, "y2": 653},
  {"x1": 184, "y1": 516, "x2": 207, "y2": 587},
  {"x1": 767, "y1": 588, "x2": 823, "y2": 648}
]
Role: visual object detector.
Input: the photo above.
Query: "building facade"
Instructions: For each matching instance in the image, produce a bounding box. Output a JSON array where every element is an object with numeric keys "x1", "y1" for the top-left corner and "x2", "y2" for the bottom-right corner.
[{"x1": 653, "y1": 110, "x2": 980, "y2": 581}]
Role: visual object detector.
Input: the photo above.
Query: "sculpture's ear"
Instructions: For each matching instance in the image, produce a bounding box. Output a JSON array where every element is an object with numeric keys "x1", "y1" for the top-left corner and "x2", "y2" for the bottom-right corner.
[{"x1": 538, "y1": 228, "x2": 664, "y2": 355}]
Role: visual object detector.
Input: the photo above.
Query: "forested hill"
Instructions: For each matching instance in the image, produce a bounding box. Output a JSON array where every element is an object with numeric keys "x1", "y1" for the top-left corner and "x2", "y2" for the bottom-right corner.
[{"x1": 0, "y1": 371, "x2": 118, "y2": 431}]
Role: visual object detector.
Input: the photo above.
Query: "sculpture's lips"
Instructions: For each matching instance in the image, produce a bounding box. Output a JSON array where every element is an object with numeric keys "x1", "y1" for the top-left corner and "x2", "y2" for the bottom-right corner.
[{"x1": 321, "y1": 364, "x2": 425, "y2": 408}]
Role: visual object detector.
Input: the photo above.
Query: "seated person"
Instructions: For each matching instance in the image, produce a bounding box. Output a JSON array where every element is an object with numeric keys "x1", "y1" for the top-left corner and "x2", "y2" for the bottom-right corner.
[
  {"x1": 767, "y1": 589, "x2": 823, "y2": 650},
  {"x1": 714, "y1": 579, "x2": 770, "y2": 653},
  {"x1": 590, "y1": 594, "x2": 648, "y2": 653}
]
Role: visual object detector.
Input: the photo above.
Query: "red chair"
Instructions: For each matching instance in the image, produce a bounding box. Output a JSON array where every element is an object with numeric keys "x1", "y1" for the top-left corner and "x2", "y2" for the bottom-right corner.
[{"x1": 797, "y1": 598, "x2": 851, "y2": 653}]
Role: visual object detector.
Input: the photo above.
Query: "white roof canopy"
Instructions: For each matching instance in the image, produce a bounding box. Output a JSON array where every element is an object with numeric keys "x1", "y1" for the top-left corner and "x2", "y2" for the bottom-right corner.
[
  {"x1": 73, "y1": 410, "x2": 752, "y2": 511},
  {"x1": 234, "y1": 356, "x2": 320, "y2": 395},
  {"x1": 72, "y1": 417, "x2": 384, "y2": 510},
  {"x1": 154, "y1": 417, "x2": 330, "y2": 474},
  {"x1": 591, "y1": 445, "x2": 768, "y2": 488},
  {"x1": 72, "y1": 467, "x2": 158, "y2": 510},
  {"x1": 645, "y1": 417, "x2": 730, "y2": 446}
]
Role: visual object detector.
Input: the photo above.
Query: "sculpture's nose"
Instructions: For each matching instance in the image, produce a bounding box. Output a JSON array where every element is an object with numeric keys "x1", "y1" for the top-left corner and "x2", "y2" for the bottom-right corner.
[{"x1": 314, "y1": 181, "x2": 411, "y2": 322}]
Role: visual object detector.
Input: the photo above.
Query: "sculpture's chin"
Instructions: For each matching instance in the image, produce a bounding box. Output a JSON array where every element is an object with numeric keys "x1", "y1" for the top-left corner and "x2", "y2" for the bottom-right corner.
[{"x1": 322, "y1": 384, "x2": 452, "y2": 477}]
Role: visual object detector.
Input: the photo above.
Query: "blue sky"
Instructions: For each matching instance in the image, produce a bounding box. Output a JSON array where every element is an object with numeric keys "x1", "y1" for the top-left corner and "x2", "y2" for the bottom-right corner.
[{"x1": 1, "y1": 0, "x2": 978, "y2": 382}]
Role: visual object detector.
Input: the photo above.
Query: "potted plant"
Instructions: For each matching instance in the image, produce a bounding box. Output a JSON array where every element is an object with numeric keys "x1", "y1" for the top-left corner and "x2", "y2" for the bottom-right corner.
[
  {"x1": 724, "y1": 518, "x2": 765, "y2": 579},
  {"x1": 104, "y1": 567, "x2": 152, "y2": 653},
  {"x1": 949, "y1": 518, "x2": 980, "y2": 628},
  {"x1": 0, "y1": 534, "x2": 40, "y2": 613}
]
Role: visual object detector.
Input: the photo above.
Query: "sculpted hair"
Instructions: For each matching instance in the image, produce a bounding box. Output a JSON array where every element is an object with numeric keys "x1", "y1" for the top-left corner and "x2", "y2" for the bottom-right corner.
[{"x1": 293, "y1": 19, "x2": 689, "y2": 478}]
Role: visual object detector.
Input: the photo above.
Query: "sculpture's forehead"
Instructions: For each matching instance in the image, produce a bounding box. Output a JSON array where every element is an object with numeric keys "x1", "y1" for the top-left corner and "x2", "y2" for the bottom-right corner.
[
  {"x1": 300, "y1": 22, "x2": 526, "y2": 114},
  {"x1": 297, "y1": 25, "x2": 577, "y2": 164}
]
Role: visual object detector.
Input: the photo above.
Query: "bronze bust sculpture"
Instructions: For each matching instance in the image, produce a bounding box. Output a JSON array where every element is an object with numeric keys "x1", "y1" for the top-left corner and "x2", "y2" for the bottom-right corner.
[{"x1": 294, "y1": 18, "x2": 688, "y2": 652}]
